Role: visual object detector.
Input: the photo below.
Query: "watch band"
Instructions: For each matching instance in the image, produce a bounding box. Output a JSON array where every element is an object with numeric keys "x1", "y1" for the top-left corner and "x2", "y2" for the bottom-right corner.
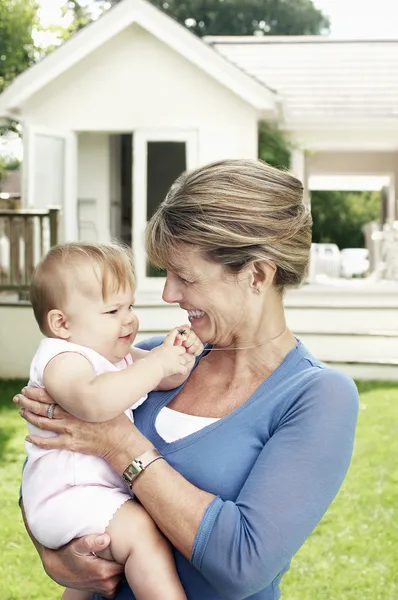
[{"x1": 122, "y1": 447, "x2": 164, "y2": 488}]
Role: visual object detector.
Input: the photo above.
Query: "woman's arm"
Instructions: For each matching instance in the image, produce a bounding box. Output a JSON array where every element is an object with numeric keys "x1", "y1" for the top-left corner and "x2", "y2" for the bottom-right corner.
[
  {"x1": 16, "y1": 369, "x2": 358, "y2": 600},
  {"x1": 20, "y1": 500, "x2": 124, "y2": 598}
]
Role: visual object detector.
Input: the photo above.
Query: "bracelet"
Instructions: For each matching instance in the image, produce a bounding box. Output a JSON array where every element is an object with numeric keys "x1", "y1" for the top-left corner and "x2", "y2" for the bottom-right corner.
[{"x1": 122, "y1": 447, "x2": 165, "y2": 488}]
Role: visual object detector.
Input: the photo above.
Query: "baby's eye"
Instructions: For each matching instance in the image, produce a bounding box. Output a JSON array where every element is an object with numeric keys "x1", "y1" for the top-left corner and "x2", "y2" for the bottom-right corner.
[
  {"x1": 107, "y1": 309, "x2": 118, "y2": 315},
  {"x1": 129, "y1": 304, "x2": 135, "y2": 311}
]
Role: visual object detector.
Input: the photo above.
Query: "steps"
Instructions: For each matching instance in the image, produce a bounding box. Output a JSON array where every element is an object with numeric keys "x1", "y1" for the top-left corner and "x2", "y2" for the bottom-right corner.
[
  {"x1": 284, "y1": 282, "x2": 398, "y2": 380},
  {"x1": 1, "y1": 281, "x2": 398, "y2": 380}
]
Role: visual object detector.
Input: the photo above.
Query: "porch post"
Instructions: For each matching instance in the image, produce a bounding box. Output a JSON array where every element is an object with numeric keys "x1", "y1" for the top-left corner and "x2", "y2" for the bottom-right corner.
[
  {"x1": 290, "y1": 148, "x2": 310, "y2": 206},
  {"x1": 387, "y1": 174, "x2": 396, "y2": 224}
]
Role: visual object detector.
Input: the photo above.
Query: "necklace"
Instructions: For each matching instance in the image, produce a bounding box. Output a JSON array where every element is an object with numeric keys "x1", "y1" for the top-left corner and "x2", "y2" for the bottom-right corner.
[{"x1": 205, "y1": 326, "x2": 288, "y2": 351}]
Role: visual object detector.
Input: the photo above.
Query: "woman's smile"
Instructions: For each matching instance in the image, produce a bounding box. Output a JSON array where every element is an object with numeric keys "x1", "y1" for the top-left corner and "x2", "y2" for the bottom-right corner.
[{"x1": 186, "y1": 309, "x2": 206, "y2": 323}]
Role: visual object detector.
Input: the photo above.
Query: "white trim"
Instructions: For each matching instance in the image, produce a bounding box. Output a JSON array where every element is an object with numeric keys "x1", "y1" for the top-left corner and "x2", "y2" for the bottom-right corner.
[
  {"x1": 282, "y1": 121, "x2": 398, "y2": 134},
  {"x1": 132, "y1": 129, "x2": 198, "y2": 295},
  {"x1": 205, "y1": 35, "x2": 398, "y2": 44},
  {"x1": 23, "y1": 125, "x2": 78, "y2": 240},
  {"x1": 288, "y1": 137, "x2": 398, "y2": 152},
  {"x1": 0, "y1": 0, "x2": 276, "y2": 116}
]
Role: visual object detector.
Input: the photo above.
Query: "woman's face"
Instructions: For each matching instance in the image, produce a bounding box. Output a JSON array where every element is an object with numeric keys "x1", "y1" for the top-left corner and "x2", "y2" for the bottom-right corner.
[{"x1": 162, "y1": 246, "x2": 254, "y2": 345}]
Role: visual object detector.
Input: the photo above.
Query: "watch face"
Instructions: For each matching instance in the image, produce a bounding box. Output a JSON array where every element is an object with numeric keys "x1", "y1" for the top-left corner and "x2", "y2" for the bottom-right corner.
[
  {"x1": 123, "y1": 460, "x2": 143, "y2": 485},
  {"x1": 130, "y1": 461, "x2": 142, "y2": 476}
]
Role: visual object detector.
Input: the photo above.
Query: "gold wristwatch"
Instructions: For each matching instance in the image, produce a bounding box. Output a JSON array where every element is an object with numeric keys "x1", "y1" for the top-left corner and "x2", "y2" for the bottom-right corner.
[{"x1": 122, "y1": 447, "x2": 164, "y2": 488}]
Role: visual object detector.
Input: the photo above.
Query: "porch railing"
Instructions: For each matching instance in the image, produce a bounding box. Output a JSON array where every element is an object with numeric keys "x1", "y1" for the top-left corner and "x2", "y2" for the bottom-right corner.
[{"x1": 0, "y1": 207, "x2": 60, "y2": 293}]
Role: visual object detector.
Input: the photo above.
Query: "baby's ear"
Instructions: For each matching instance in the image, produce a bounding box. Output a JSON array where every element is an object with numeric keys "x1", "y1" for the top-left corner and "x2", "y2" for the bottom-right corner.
[{"x1": 47, "y1": 309, "x2": 70, "y2": 339}]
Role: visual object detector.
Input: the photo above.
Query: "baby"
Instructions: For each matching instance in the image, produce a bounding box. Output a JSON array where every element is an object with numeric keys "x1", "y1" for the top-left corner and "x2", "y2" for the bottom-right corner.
[{"x1": 22, "y1": 242, "x2": 204, "y2": 600}]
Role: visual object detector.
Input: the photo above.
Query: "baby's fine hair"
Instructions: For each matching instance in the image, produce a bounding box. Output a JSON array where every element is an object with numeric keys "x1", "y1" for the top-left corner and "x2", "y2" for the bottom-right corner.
[{"x1": 30, "y1": 241, "x2": 135, "y2": 335}]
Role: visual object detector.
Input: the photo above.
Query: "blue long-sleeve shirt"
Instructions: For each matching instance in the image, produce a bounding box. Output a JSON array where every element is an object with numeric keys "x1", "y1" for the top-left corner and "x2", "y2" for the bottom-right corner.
[{"x1": 91, "y1": 337, "x2": 358, "y2": 600}]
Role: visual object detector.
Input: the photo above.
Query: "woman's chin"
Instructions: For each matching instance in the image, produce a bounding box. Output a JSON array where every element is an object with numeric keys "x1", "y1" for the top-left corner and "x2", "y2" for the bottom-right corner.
[{"x1": 189, "y1": 316, "x2": 211, "y2": 341}]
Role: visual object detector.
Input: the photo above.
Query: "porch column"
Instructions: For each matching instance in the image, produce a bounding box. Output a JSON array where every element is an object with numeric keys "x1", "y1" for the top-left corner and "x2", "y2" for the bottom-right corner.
[
  {"x1": 290, "y1": 148, "x2": 310, "y2": 206},
  {"x1": 389, "y1": 172, "x2": 397, "y2": 224},
  {"x1": 388, "y1": 176, "x2": 396, "y2": 224}
]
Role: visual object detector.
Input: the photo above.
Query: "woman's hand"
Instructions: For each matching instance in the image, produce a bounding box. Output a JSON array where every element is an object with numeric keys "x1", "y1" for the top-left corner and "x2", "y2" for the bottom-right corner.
[
  {"x1": 42, "y1": 533, "x2": 124, "y2": 598},
  {"x1": 13, "y1": 387, "x2": 151, "y2": 468}
]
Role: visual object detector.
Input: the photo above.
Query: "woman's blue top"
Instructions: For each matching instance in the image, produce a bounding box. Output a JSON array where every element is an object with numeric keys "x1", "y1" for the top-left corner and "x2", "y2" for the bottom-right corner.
[{"x1": 93, "y1": 338, "x2": 359, "y2": 600}]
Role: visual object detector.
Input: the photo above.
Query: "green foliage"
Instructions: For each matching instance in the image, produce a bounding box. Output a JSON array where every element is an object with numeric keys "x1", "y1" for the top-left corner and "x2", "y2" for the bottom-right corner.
[
  {"x1": 311, "y1": 190, "x2": 381, "y2": 249},
  {"x1": 258, "y1": 122, "x2": 291, "y2": 169},
  {"x1": 0, "y1": 0, "x2": 38, "y2": 93},
  {"x1": 0, "y1": 155, "x2": 20, "y2": 182},
  {"x1": 96, "y1": 0, "x2": 329, "y2": 37},
  {"x1": 3, "y1": 156, "x2": 20, "y2": 170}
]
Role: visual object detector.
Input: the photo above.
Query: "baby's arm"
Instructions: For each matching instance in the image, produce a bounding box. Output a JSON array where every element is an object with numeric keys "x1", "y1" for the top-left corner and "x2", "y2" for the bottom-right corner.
[
  {"x1": 43, "y1": 346, "x2": 188, "y2": 422},
  {"x1": 130, "y1": 326, "x2": 204, "y2": 391}
]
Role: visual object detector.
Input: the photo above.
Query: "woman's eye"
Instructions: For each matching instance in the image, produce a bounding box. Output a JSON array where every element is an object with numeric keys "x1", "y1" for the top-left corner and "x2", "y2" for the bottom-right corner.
[{"x1": 179, "y1": 276, "x2": 192, "y2": 285}]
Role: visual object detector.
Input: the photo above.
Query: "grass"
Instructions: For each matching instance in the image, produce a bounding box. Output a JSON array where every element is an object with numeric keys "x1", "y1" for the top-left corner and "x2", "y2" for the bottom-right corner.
[
  {"x1": 0, "y1": 380, "x2": 397, "y2": 599},
  {"x1": 0, "y1": 380, "x2": 62, "y2": 600},
  {"x1": 282, "y1": 381, "x2": 398, "y2": 600}
]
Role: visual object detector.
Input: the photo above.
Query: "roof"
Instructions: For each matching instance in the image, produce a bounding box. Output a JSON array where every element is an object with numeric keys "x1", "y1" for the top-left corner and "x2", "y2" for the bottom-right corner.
[
  {"x1": 0, "y1": 0, "x2": 277, "y2": 118},
  {"x1": 206, "y1": 36, "x2": 398, "y2": 129}
]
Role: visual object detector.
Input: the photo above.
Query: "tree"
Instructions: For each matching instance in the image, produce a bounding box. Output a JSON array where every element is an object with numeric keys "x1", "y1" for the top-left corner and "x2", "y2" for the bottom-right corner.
[
  {"x1": 311, "y1": 190, "x2": 380, "y2": 249},
  {"x1": 95, "y1": 0, "x2": 329, "y2": 37},
  {"x1": 0, "y1": 0, "x2": 38, "y2": 94},
  {"x1": 258, "y1": 122, "x2": 292, "y2": 169}
]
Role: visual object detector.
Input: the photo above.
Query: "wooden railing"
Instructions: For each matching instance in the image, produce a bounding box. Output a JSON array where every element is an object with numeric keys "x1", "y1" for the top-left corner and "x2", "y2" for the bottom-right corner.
[{"x1": 0, "y1": 207, "x2": 60, "y2": 292}]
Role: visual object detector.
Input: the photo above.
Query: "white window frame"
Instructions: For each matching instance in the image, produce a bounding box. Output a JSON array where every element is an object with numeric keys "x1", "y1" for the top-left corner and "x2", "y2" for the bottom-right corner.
[
  {"x1": 132, "y1": 129, "x2": 198, "y2": 296},
  {"x1": 23, "y1": 124, "x2": 78, "y2": 241}
]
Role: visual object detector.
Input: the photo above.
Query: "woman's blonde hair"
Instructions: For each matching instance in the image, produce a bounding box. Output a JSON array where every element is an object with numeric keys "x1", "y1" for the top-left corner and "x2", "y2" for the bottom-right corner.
[
  {"x1": 146, "y1": 158, "x2": 312, "y2": 290},
  {"x1": 30, "y1": 241, "x2": 135, "y2": 335}
]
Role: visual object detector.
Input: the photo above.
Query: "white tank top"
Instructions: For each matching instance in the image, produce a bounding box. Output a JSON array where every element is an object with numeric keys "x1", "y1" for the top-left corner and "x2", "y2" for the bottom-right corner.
[{"x1": 155, "y1": 406, "x2": 220, "y2": 443}]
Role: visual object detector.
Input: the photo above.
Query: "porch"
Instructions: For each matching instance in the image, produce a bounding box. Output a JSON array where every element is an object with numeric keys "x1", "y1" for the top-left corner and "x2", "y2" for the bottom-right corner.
[{"x1": 2, "y1": 279, "x2": 398, "y2": 380}]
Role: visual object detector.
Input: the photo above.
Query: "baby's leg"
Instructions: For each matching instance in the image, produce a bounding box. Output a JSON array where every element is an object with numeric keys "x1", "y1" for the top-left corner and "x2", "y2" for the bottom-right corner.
[
  {"x1": 61, "y1": 589, "x2": 91, "y2": 600},
  {"x1": 103, "y1": 499, "x2": 186, "y2": 600}
]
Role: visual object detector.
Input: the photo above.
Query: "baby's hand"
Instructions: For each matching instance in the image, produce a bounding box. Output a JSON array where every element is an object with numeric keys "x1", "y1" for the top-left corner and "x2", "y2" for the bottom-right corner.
[
  {"x1": 150, "y1": 345, "x2": 192, "y2": 379},
  {"x1": 165, "y1": 325, "x2": 204, "y2": 357}
]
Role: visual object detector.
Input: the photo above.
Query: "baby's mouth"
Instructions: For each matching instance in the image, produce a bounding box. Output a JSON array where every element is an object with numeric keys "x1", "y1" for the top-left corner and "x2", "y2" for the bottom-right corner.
[{"x1": 120, "y1": 333, "x2": 133, "y2": 340}]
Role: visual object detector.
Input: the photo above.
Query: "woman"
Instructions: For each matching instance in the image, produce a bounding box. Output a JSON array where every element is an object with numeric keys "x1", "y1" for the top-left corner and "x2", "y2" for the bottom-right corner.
[{"x1": 15, "y1": 159, "x2": 359, "y2": 600}]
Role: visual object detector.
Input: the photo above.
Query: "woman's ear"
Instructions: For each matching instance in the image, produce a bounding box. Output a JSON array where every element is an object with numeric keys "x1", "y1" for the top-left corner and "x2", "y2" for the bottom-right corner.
[
  {"x1": 47, "y1": 310, "x2": 70, "y2": 339},
  {"x1": 249, "y1": 260, "x2": 276, "y2": 293}
]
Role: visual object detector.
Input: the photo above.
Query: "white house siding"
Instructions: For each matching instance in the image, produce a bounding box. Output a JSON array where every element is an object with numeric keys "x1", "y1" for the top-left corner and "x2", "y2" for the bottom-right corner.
[
  {"x1": 78, "y1": 133, "x2": 111, "y2": 242},
  {"x1": 21, "y1": 25, "x2": 259, "y2": 159},
  {"x1": 21, "y1": 25, "x2": 260, "y2": 243}
]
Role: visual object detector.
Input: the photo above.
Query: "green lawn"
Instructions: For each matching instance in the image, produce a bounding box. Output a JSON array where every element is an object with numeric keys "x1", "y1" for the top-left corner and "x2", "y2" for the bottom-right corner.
[{"x1": 0, "y1": 379, "x2": 397, "y2": 600}]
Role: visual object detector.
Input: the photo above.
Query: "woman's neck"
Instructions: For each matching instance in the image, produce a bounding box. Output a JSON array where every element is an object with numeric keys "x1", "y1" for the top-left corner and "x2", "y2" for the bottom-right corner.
[{"x1": 205, "y1": 328, "x2": 296, "y2": 377}]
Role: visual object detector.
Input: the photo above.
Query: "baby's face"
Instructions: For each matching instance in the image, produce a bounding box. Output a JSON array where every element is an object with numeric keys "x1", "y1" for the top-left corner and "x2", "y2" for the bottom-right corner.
[{"x1": 64, "y1": 265, "x2": 138, "y2": 363}]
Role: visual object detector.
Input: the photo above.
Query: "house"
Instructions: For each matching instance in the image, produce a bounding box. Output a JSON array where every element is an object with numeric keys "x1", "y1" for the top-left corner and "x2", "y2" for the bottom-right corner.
[
  {"x1": 0, "y1": 0, "x2": 278, "y2": 298},
  {"x1": 1, "y1": 0, "x2": 398, "y2": 378},
  {"x1": 1, "y1": 0, "x2": 398, "y2": 297}
]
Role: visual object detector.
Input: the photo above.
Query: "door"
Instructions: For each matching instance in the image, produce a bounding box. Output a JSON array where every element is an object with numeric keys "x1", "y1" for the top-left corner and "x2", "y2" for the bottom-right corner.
[
  {"x1": 132, "y1": 130, "x2": 198, "y2": 293},
  {"x1": 23, "y1": 125, "x2": 78, "y2": 241}
]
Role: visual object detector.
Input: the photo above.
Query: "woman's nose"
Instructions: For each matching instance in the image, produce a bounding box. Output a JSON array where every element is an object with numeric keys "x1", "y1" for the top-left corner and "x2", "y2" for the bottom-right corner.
[{"x1": 162, "y1": 278, "x2": 183, "y2": 304}]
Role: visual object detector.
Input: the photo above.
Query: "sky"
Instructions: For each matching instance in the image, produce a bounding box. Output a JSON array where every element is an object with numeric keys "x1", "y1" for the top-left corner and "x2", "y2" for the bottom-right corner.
[{"x1": 313, "y1": 0, "x2": 398, "y2": 38}]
